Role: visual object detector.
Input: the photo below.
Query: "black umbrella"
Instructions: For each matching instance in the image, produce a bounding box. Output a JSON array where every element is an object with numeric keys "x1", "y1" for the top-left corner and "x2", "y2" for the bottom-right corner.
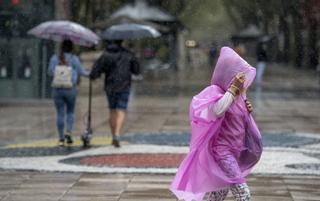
[{"x1": 102, "y1": 23, "x2": 161, "y2": 40}]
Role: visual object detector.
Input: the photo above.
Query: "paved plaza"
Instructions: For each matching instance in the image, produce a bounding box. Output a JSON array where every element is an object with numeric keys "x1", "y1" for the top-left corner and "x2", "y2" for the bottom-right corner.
[
  {"x1": 1, "y1": 171, "x2": 320, "y2": 201},
  {"x1": 0, "y1": 52, "x2": 320, "y2": 200}
]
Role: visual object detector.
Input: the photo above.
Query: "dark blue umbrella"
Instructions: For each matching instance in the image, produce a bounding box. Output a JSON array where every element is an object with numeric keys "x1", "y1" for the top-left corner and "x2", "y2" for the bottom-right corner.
[{"x1": 102, "y1": 23, "x2": 161, "y2": 40}]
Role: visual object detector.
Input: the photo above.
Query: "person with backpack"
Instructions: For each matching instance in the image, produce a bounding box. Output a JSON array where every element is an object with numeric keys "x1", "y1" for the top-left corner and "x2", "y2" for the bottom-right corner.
[
  {"x1": 48, "y1": 39, "x2": 89, "y2": 146},
  {"x1": 90, "y1": 40, "x2": 140, "y2": 148}
]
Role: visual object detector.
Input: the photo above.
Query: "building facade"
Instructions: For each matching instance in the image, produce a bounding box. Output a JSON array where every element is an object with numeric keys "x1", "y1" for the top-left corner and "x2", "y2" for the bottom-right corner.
[{"x1": 0, "y1": 0, "x2": 54, "y2": 99}]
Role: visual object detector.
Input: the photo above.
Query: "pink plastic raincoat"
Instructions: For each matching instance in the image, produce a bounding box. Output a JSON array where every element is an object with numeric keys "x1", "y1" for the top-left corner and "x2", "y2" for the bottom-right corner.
[{"x1": 170, "y1": 47, "x2": 263, "y2": 201}]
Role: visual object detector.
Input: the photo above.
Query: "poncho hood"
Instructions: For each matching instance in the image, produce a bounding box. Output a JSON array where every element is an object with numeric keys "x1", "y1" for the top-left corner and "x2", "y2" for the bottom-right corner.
[{"x1": 211, "y1": 47, "x2": 256, "y2": 91}]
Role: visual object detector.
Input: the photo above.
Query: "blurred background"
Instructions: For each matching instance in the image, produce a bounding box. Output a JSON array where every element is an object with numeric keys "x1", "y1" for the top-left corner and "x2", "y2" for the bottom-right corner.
[
  {"x1": 0, "y1": 0, "x2": 320, "y2": 145},
  {"x1": 1, "y1": 2, "x2": 320, "y2": 200},
  {"x1": 1, "y1": 0, "x2": 320, "y2": 97}
]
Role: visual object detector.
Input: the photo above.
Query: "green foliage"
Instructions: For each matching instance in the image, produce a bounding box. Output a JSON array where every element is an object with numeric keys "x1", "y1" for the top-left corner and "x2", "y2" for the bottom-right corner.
[
  {"x1": 67, "y1": 0, "x2": 319, "y2": 68},
  {"x1": 179, "y1": 0, "x2": 234, "y2": 42},
  {"x1": 148, "y1": 0, "x2": 186, "y2": 16},
  {"x1": 70, "y1": 0, "x2": 128, "y2": 25},
  {"x1": 140, "y1": 37, "x2": 169, "y2": 62},
  {"x1": 222, "y1": 0, "x2": 319, "y2": 68}
]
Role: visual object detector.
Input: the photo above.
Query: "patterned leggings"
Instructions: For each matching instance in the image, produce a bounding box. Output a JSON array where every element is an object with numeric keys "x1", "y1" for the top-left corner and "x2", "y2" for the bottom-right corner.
[
  {"x1": 207, "y1": 183, "x2": 250, "y2": 201},
  {"x1": 208, "y1": 151, "x2": 251, "y2": 201}
]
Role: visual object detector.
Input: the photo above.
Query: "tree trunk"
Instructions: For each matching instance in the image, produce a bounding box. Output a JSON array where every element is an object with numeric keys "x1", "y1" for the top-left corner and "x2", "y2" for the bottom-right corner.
[
  {"x1": 55, "y1": 0, "x2": 71, "y2": 20},
  {"x1": 291, "y1": 6, "x2": 304, "y2": 68},
  {"x1": 307, "y1": 23, "x2": 318, "y2": 69},
  {"x1": 278, "y1": 15, "x2": 290, "y2": 63}
]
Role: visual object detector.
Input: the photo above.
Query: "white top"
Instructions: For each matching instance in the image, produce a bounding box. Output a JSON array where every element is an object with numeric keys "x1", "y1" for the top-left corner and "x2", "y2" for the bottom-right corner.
[
  {"x1": 213, "y1": 91, "x2": 235, "y2": 117},
  {"x1": 199, "y1": 91, "x2": 234, "y2": 120}
]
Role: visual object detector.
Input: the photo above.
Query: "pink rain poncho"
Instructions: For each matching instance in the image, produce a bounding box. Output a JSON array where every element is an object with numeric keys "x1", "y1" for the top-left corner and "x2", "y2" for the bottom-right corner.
[{"x1": 170, "y1": 47, "x2": 263, "y2": 201}]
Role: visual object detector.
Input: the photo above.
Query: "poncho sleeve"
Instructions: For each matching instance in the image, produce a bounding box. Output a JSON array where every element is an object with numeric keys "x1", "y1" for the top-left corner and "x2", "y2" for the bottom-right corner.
[
  {"x1": 213, "y1": 91, "x2": 234, "y2": 117},
  {"x1": 194, "y1": 91, "x2": 234, "y2": 123},
  {"x1": 190, "y1": 85, "x2": 225, "y2": 123}
]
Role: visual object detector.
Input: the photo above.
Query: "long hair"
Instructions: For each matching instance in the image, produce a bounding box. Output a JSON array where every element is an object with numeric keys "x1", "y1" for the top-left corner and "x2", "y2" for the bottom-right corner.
[{"x1": 59, "y1": 40, "x2": 73, "y2": 65}]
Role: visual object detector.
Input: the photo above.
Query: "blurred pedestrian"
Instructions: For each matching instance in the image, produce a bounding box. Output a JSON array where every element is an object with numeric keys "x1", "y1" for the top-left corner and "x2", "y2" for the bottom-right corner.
[
  {"x1": 317, "y1": 41, "x2": 320, "y2": 85},
  {"x1": 90, "y1": 40, "x2": 140, "y2": 148},
  {"x1": 208, "y1": 42, "x2": 217, "y2": 66},
  {"x1": 48, "y1": 39, "x2": 89, "y2": 146},
  {"x1": 255, "y1": 40, "x2": 268, "y2": 85},
  {"x1": 233, "y1": 42, "x2": 247, "y2": 58},
  {"x1": 171, "y1": 47, "x2": 262, "y2": 201}
]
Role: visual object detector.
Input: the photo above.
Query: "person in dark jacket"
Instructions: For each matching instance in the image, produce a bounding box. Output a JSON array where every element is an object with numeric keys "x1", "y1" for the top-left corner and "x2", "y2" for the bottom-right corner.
[
  {"x1": 255, "y1": 41, "x2": 268, "y2": 85},
  {"x1": 90, "y1": 40, "x2": 140, "y2": 147}
]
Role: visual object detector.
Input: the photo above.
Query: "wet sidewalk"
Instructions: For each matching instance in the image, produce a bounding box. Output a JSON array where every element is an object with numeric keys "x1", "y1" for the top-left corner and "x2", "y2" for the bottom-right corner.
[
  {"x1": 0, "y1": 53, "x2": 319, "y2": 145},
  {"x1": 1, "y1": 171, "x2": 320, "y2": 201},
  {"x1": 1, "y1": 52, "x2": 320, "y2": 200}
]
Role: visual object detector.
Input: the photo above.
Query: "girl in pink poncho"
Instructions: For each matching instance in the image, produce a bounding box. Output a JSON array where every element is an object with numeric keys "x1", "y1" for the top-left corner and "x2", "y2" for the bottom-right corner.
[{"x1": 171, "y1": 47, "x2": 263, "y2": 201}]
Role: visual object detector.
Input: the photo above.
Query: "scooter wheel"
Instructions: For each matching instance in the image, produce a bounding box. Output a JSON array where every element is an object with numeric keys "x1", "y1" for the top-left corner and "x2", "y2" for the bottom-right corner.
[{"x1": 81, "y1": 135, "x2": 91, "y2": 148}]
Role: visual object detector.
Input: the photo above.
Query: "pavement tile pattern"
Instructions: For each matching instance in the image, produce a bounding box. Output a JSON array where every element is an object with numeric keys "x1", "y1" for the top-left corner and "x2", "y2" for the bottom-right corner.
[{"x1": 0, "y1": 171, "x2": 320, "y2": 201}]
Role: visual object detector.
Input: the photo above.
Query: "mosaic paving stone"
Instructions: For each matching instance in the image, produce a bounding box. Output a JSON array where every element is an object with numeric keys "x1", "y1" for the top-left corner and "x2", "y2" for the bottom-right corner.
[
  {"x1": 121, "y1": 132, "x2": 320, "y2": 147},
  {"x1": 61, "y1": 153, "x2": 185, "y2": 168},
  {"x1": 0, "y1": 147, "x2": 83, "y2": 158},
  {"x1": 79, "y1": 154, "x2": 183, "y2": 168},
  {"x1": 1, "y1": 132, "x2": 319, "y2": 159},
  {"x1": 286, "y1": 163, "x2": 320, "y2": 171}
]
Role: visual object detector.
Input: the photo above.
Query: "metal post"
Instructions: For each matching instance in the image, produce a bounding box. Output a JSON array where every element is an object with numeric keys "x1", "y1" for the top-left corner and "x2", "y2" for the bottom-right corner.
[
  {"x1": 41, "y1": 45, "x2": 47, "y2": 99},
  {"x1": 88, "y1": 78, "x2": 92, "y2": 129}
]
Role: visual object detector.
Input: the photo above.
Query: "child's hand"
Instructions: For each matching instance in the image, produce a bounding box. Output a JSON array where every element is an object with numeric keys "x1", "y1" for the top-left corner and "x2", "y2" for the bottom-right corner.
[
  {"x1": 228, "y1": 72, "x2": 246, "y2": 96},
  {"x1": 245, "y1": 99, "x2": 253, "y2": 113},
  {"x1": 233, "y1": 72, "x2": 246, "y2": 89}
]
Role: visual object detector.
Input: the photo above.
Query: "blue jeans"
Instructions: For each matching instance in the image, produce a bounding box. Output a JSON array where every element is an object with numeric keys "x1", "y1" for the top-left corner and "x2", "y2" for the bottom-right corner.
[
  {"x1": 256, "y1": 61, "x2": 266, "y2": 84},
  {"x1": 52, "y1": 88, "x2": 77, "y2": 141}
]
